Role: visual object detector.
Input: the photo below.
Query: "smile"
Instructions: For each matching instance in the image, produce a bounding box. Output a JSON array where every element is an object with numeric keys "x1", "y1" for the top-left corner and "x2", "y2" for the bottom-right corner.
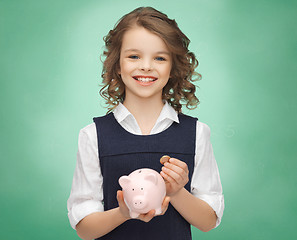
[{"x1": 133, "y1": 76, "x2": 158, "y2": 82}]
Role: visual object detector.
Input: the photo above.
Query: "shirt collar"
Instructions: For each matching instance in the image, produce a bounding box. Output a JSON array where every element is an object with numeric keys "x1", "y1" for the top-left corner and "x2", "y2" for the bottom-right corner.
[
  {"x1": 157, "y1": 101, "x2": 179, "y2": 124},
  {"x1": 113, "y1": 102, "x2": 133, "y2": 123},
  {"x1": 113, "y1": 101, "x2": 179, "y2": 124}
]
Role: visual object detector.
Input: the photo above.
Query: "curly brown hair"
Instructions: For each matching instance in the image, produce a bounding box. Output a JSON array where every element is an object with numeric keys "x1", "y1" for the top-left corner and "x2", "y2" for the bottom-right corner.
[{"x1": 100, "y1": 7, "x2": 201, "y2": 113}]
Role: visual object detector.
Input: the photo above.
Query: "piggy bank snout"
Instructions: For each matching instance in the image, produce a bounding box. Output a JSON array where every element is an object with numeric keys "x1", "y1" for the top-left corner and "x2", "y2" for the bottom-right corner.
[{"x1": 132, "y1": 196, "x2": 147, "y2": 210}]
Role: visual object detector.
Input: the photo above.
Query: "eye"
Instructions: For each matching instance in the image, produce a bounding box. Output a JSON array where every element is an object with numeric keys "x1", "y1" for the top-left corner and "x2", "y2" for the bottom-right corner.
[
  {"x1": 132, "y1": 188, "x2": 135, "y2": 191},
  {"x1": 128, "y1": 55, "x2": 139, "y2": 59},
  {"x1": 155, "y1": 56, "x2": 166, "y2": 61},
  {"x1": 141, "y1": 188, "x2": 144, "y2": 190}
]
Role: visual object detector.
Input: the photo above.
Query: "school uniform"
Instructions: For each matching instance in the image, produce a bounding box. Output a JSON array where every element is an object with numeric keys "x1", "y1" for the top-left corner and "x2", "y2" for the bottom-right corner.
[{"x1": 67, "y1": 102, "x2": 224, "y2": 239}]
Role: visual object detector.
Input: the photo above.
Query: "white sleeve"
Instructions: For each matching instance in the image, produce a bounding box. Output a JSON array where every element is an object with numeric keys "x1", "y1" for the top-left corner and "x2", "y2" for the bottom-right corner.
[
  {"x1": 67, "y1": 123, "x2": 104, "y2": 229},
  {"x1": 190, "y1": 121, "x2": 224, "y2": 228}
]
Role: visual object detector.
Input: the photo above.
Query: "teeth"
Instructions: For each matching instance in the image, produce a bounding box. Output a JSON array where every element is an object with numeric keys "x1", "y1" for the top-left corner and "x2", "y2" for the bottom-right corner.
[{"x1": 135, "y1": 77, "x2": 156, "y2": 82}]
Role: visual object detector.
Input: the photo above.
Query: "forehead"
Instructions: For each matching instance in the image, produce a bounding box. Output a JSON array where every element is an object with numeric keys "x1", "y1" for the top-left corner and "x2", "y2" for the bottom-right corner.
[{"x1": 121, "y1": 26, "x2": 170, "y2": 53}]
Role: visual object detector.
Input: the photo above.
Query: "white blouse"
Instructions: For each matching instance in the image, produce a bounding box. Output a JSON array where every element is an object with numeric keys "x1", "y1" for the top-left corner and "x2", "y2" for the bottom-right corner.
[{"x1": 67, "y1": 102, "x2": 224, "y2": 229}]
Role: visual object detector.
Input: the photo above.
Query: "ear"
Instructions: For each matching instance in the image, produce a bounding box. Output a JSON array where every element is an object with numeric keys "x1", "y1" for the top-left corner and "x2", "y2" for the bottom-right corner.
[
  {"x1": 144, "y1": 173, "x2": 157, "y2": 185},
  {"x1": 119, "y1": 176, "x2": 131, "y2": 188}
]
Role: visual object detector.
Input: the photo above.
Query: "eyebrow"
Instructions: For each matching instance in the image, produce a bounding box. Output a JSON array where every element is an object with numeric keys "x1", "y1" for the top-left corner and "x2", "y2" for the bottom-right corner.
[{"x1": 124, "y1": 48, "x2": 171, "y2": 55}]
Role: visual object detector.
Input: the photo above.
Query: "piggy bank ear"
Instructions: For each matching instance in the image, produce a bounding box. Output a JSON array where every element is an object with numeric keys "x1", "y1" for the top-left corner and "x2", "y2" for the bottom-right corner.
[
  {"x1": 144, "y1": 173, "x2": 157, "y2": 185},
  {"x1": 119, "y1": 176, "x2": 131, "y2": 188}
]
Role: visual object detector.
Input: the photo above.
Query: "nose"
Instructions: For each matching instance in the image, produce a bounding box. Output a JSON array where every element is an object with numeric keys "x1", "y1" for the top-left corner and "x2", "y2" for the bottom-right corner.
[{"x1": 140, "y1": 58, "x2": 153, "y2": 72}]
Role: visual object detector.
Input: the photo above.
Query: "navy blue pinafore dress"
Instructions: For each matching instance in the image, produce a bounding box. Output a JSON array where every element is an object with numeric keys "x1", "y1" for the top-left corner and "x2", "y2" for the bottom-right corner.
[{"x1": 93, "y1": 113, "x2": 197, "y2": 240}]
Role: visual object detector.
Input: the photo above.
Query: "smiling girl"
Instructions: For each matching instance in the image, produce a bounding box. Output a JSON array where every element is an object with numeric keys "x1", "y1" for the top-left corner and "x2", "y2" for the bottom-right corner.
[{"x1": 67, "y1": 7, "x2": 224, "y2": 240}]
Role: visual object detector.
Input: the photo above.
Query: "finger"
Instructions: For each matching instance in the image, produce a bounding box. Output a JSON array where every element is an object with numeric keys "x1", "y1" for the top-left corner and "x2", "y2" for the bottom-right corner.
[
  {"x1": 117, "y1": 191, "x2": 128, "y2": 209},
  {"x1": 164, "y1": 162, "x2": 187, "y2": 179},
  {"x1": 163, "y1": 196, "x2": 171, "y2": 206},
  {"x1": 117, "y1": 190, "x2": 124, "y2": 203},
  {"x1": 162, "y1": 165, "x2": 186, "y2": 184},
  {"x1": 160, "y1": 169, "x2": 178, "y2": 185},
  {"x1": 139, "y1": 210, "x2": 155, "y2": 222},
  {"x1": 160, "y1": 196, "x2": 170, "y2": 215},
  {"x1": 169, "y1": 158, "x2": 189, "y2": 173}
]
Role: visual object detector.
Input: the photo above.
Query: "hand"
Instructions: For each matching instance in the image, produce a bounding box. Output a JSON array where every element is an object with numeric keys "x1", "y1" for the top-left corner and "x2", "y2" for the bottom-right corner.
[
  {"x1": 116, "y1": 190, "x2": 132, "y2": 220},
  {"x1": 160, "y1": 158, "x2": 189, "y2": 197},
  {"x1": 117, "y1": 191, "x2": 171, "y2": 223}
]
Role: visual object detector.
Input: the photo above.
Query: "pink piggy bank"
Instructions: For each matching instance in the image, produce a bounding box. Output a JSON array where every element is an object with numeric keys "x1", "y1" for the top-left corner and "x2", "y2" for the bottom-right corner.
[{"x1": 118, "y1": 168, "x2": 166, "y2": 218}]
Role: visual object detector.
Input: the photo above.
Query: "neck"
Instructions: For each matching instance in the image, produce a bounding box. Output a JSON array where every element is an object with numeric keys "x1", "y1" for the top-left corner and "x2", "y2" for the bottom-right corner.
[{"x1": 123, "y1": 94, "x2": 164, "y2": 130}]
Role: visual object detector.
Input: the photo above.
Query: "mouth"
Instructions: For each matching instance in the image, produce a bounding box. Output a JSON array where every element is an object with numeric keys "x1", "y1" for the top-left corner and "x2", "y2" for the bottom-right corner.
[{"x1": 133, "y1": 76, "x2": 158, "y2": 83}]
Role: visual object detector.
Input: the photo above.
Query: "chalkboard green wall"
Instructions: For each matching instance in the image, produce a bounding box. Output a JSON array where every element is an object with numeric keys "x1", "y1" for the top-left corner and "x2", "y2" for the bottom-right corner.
[{"x1": 1, "y1": 0, "x2": 296, "y2": 239}]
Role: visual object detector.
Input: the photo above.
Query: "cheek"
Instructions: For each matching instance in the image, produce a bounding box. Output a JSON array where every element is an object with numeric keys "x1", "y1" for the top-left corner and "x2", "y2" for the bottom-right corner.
[
  {"x1": 120, "y1": 60, "x2": 135, "y2": 74},
  {"x1": 161, "y1": 64, "x2": 172, "y2": 78},
  {"x1": 118, "y1": 59, "x2": 124, "y2": 74}
]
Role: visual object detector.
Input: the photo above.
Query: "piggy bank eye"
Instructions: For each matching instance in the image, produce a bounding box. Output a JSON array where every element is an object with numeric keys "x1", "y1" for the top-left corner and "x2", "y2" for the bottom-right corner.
[
  {"x1": 132, "y1": 188, "x2": 135, "y2": 191},
  {"x1": 141, "y1": 188, "x2": 143, "y2": 190}
]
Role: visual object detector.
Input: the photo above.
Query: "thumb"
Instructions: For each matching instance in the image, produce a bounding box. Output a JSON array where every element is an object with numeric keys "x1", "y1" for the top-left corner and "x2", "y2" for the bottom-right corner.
[
  {"x1": 117, "y1": 190, "x2": 124, "y2": 203},
  {"x1": 117, "y1": 190, "x2": 131, "y2": 220}
]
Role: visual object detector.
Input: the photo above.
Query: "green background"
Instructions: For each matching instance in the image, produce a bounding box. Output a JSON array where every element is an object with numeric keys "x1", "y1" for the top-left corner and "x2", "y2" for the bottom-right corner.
[{"x1": 1, "y1": 0, "x2": 296, "y2": 239}]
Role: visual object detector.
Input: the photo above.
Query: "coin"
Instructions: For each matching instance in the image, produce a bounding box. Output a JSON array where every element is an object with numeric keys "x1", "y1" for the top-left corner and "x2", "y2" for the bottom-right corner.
[{"x1": 160, "y1": 155, "x2": 170, "y2": 164}]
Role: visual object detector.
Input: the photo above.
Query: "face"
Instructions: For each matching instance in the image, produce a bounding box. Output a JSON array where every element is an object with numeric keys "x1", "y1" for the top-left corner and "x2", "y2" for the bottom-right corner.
[{"x1": 119, "y1": 26, "x2": 172, "y2": 102}]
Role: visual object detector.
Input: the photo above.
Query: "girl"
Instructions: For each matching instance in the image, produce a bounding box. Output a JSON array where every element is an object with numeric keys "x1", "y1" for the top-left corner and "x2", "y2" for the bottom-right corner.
[{"x1": 67, "y1": 7, "x2": 224, "y2": 240}]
